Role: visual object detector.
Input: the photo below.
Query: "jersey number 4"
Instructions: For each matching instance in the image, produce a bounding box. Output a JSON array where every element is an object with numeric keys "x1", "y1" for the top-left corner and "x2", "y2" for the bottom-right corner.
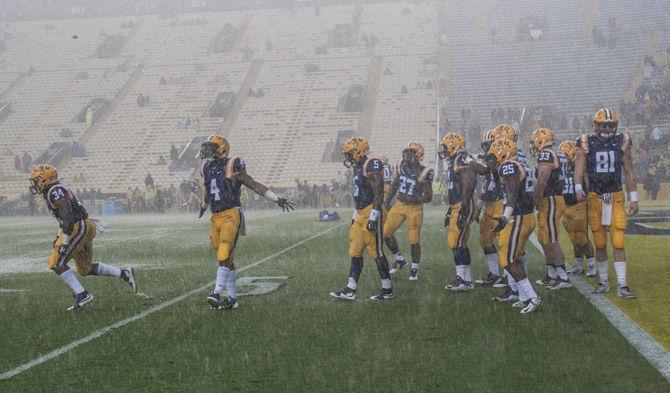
[
  {"x1": 210, "y1": 178, "x2": 221, "y2": 201},
  {"x1": 595, "y1": 151, "x2": 616, "y2": 173}
]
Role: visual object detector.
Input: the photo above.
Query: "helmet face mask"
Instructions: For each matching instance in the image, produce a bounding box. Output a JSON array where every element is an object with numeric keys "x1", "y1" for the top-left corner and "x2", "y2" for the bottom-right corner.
[
  {"x1": 488, "y1": 138, "x2": 518, "y2": 165},
  {"x1": 199, "y1": 141, "x2": 219, "y2": 160},
  {"x1": 530, "y1": 128, "x2": 554, "y2": 156},
  {"x1": 439, "y1": 133, "x2": 465, "y2": 161},
  {"x1": 402, "y1": 147, "x2": 417, "y2": 165},
  {"x1": 28, "y1": 164, "x2": 58, "y2": 194},
  {"x1": 558, "y1": 140, "x2": 577, "y2": 162},
  {"x1": 342, "y1": 136, "x2": 369, "y2": 168},
  {"x1": 593, "y1": 108, "x2": 618, "y2": 139}
]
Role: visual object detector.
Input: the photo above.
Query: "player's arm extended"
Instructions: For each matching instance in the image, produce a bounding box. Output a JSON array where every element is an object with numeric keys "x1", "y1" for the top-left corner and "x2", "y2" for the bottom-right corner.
[
  {"x1": 459, "y1": 165, "x2": 477, "y2": 204},
  {"x1": 469, "y1": 158, "x2": 489, "y2": 176},
  {"x1": 237, "y1": 170, "x2": 294, "y2": 211},
  {"x1": 533, "y1": 165, "x2": 551, "y2": 206},
  {"x1": 622, "y1": 143, "x2": 639, "y2": 215}
]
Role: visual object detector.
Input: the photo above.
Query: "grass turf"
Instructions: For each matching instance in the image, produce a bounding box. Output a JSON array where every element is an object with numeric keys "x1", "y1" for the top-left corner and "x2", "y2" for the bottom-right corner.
[{"x1": 0, "y1": 208, "x2": 668, "y2": 392}]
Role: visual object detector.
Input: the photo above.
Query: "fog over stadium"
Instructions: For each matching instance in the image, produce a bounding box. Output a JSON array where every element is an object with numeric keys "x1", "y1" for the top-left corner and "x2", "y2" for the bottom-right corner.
[{"x1": 0, "y1": 0, "x2": 665, "y2": 214}]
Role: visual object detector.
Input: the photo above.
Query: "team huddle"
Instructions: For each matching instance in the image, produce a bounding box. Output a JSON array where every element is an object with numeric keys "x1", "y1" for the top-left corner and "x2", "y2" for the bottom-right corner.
[
  {"x1": 28, "y1": 108, "x2": 637, "y2": 313},
  {"x1": 329, "y1": 108, "x2": 638, "y2": 314}
]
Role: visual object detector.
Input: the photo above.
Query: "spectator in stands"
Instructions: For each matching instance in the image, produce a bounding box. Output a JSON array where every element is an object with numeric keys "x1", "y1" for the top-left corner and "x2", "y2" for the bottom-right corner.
[
  {"x1": 159, "y1": 77, "x2": 167, "y2": 85},
  {"x1": 157, "y1": 155, "x2": 166, "y2": 165},
  {"x1": 21, "y1": 151, "x2": 31, "y2": 172},
  {"x1": 643, "y1": 166, "x2": 661, "y2": 201},
  {"x1": 170, "y1": 144, "x2": 179, "y2": 162},
  {"x1": 145, "y1": 173, "x2": 154, "y2": 187},
  {"x1": 14, "y1": 155, "x2": 20, "y2": 171},
  {"x1": 401, "y1": 85, "x2": 408, "y2": 94},
  {"x1": 60, "y1": 128, "x2": 73, "y2": 138}
]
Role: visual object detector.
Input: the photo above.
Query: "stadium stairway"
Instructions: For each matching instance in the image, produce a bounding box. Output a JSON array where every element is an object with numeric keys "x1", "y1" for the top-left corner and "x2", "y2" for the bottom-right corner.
[
  {"x1": 355, "y1": 54, "x2": 382, "y2": 139},
  {"x1": 623, "y1": 31, "x2": 663, "y2": 102},
  {"x1": 218, "y1": 60, "x2": 263, "y2": 136}
]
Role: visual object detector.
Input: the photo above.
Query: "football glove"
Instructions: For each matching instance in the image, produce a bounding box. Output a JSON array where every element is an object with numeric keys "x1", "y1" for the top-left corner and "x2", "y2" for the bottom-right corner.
[
  {"x1": 492, "y1": 216, "x2": 508, "y2": 233},
  {"x1": 198, "y1": 205, "x2": 207, "y2": 219},
  {"x1": 277, "y1": 198, "x2": 295, "y2": 212},
  {"x1": 367, "y1": 209, "x2": 380, "y2": 232},
  {"x1": 56, "y1": 243, "x2": 69, "y2": 267},
  {"x1": 444, "y1": 206, "x2": 452, "y2": 227},
  {"x1": 457, "y1": 204, "x2": 470, "y2": 230},
  {"x1": 484, "y1": 153, "x2": 497, "y2": 170}
]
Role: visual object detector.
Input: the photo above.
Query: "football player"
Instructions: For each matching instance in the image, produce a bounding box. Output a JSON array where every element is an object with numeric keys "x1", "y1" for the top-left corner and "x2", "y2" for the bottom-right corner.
[
  {"x1": 330, "y1": 137, "x2": 394, "y2": 300},
  {"x1": 492, "y1": 124, "x2": 532, "y2": 271},
  {"x1": 473, "y1": 130, "x2": 506, "y2": 286},
  {"x1": 380, "y1": 154, "x2": 394, "y2": 199},
  {"x1": 488, "y1": 139, "x2": 542, "y2": 314},
  {"x1": 200, "y1": 135, "x2": 294, "y2": 310},
  {"x1": 574, "y1": 109, "x2": 638, "y2": 298},
  {"x1": 440, "y1": 133, "x2": 478, "y2": 292},
  {"x1": 383, "y1": 142, "x2": 433, "y2": 280},
  {"x1": 530, "y1": 128, "x2": 572, "y2": 290},
  {"x1": 558, "y1": 140, "x2": 597, "y2": 276},
  {"x1": 28, "y1": 164, "x2": 137, "y2": 310}
]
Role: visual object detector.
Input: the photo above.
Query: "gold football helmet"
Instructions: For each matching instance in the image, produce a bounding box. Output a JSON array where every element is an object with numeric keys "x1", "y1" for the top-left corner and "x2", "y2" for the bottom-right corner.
[
  {"x1": 199, "y1": 134, "x2": 230, "y2": 160},
  {"x1": 404, "y1": 141, "x2": 424, "y2": 163},
  {"x1": 530, "y1": 127, "x2": 554, "y2": 156},
  {"x1": 593, "y1": 108, "x2": 618, "y2": 138},
  {"x1": 342, "y1": 136, "x2": 370, "y2": 167},
  {"x1": 481, "y1": 129, "x2": 496, "y2": 153},
  {"x1": 488, "y1": 138, "x2": 518, "y2": 165},
  {"x1": 439, "y1": 133, "x2": 465, "y2": 160},
  {"x1": 558, "y1": 140, "x2": 577, "y2": 162},
  {"x1": 29, "y1": 164, "x2": 58, "y2": 194},
  {"x1": 493, "y1": 124, "x2": 518, "y2": 142}
]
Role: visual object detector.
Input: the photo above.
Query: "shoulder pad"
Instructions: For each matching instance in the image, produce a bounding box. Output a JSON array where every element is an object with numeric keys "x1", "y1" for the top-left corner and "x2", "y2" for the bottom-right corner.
[
  {"x1": 498, "y1": 160, "x2": 526, "y2": 181},
  {"x1": 394, "y1": 159, "x2": 403, "y2": 174},
  {"x1": 225, "y1": 157, "x2": 246, "y2": 179},
  {"x1": 537, "y1": 149, "x2": 557, "y2": 167},
  {"x1": 46, "y1": 184, "x2": 71, "y2": 208},
  {"x1": 418, "y1": 167, "x2": 434, "y2": 182},
  {"x1": 363, "y1": 157, "x2": 383, "y2": 177},
  {"x1": 576, "y1": 134, "x2": 589, "y2": 152}
]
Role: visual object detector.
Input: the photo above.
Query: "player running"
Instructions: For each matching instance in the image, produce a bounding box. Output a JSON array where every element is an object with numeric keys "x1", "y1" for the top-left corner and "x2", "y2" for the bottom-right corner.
[{"x1": 28, "y1": 164, "x2": 137, "y2": 310}]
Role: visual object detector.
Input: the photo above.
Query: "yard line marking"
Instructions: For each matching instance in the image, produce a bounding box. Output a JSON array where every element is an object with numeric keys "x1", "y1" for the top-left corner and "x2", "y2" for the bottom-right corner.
[
  {"x1": 529, "y1": 234, "x2": 670, "y2": 381},
  {"x1": 0, "y1": 223, "x2": 344, "y2": 380}
]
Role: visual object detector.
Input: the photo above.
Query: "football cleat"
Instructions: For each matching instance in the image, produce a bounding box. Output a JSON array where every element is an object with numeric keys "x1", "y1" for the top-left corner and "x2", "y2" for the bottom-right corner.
[
  {"x1": 329, "y1": 287, "x2": 356, "y2": 301},
  {"x1": 493, "y1": 288, "x2": 519, "y2": 302},
  {"x1": 409, "y1": 268, "x2": 419, "y2": 281},
  {"x1": 67, "y1": 291, "x2": 94, "y2": 311},
  {"x1": 512, "y1": 300, "x2": 527, "y2": 309},
  {"x1": 617, "y1": 286, "x2": 636, "y2": 299},
  {"x1": 220, "y1": 296, "x2": 239, "y2": 310},
  {"x1": 569, "y1": 265, "x2": 584, "y2": 275},
  {"x1": 492, "y1": 275, "x2": 508, "y2": 288},
  {"x1": 389, "y1": 260, "x2": 408, "y2": 274},
  {"x1": 536, "y1": 275, "x2": 556, "y2": 287},
  {"x1": 592, "y1": 282, "x2": 610, "y2": 294},
  {"x1": 474, "y1": 273, "x2": 501, "y2": 287},
  {"x1": 547, "y1": 278, "x2": 573, "y2": 290},
  {"x1": 445, "y1": 276, "x2": 473, "y2": 292},
  {"x1": 586, "y1": 265, "x2": 597, "y2": 277},
  {"x1": 122, "y1": 267, "x2": 137, "y2": 293},
  {"x1": 370, "y1": 287, "x2": 394, "y2": 300},
  {"x1": 520, "y1": 297, "x2": 541, "y2": 314},
  {"x1": 206, "y1": 293, "x2": 222, "y2": 309}
]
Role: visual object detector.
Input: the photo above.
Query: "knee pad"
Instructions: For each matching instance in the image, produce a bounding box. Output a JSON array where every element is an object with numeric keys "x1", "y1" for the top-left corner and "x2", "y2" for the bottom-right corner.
[
  {"x1": 217, "y1": 242, "x2": 232, "y2": 262},
  {"x1": 611, "y1": 228, "x2": 625, "y2": 249},
  {"x1": 452, "y1": 247, "x2": 471, "y2": 265}
]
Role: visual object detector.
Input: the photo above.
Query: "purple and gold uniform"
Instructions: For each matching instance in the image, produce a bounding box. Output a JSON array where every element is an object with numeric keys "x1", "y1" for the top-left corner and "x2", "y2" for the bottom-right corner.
[
  {"x1": 535, "y1": 148, "x2": 566, "y2": 245},
  {"x1": 349, "y1": 157, "x2": 385, "y2": 258},
  {"x1": 446, "y1": 151, "x2": 476, "y2": 249}
]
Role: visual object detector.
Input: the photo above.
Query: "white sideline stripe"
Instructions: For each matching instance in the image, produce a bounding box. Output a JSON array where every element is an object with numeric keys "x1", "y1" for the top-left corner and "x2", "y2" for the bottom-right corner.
[
  {"x1": 529, "y1": 234, "x2": 670, "y2": 381},
  {"x1": 0, "y1": 223, "x2": 344, "y2": 380}
]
